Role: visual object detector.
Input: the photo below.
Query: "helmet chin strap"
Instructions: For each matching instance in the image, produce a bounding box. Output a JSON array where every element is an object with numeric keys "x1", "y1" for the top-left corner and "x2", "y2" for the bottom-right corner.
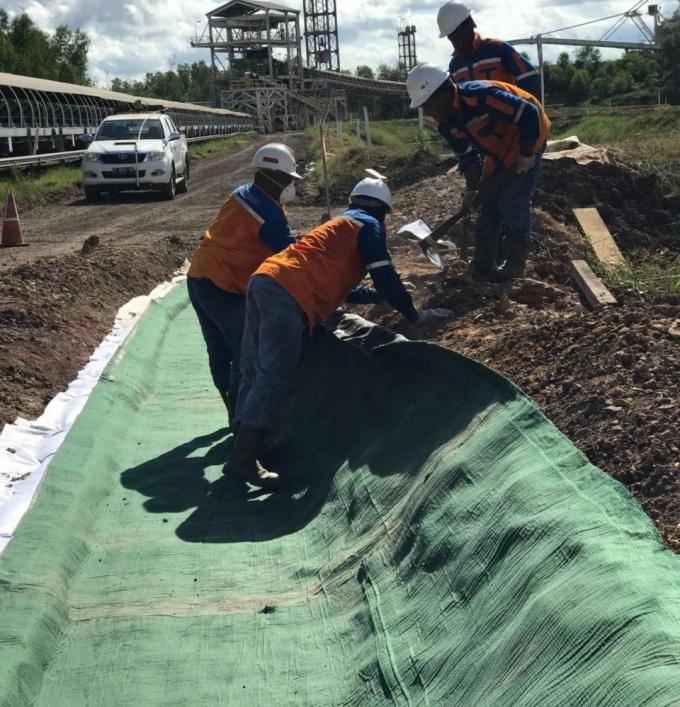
[{"x1": 257, "y1": 169, "x2": 287, "y2": 192}]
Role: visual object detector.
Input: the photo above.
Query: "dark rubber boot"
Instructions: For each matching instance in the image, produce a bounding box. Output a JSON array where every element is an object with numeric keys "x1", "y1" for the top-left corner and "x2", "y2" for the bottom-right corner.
[
  {"x1": 471, "y1": 237, "x2": 498, "y2": 281},
  {"x1": 219, "y1": 389, "x2": 239, "y2": 432},
  {"x1": 222, "y1": 427, "x2": 281, "y2": 490},
  {"x1": 490, "y1": 241, "x2": 530, "y2": 282}
]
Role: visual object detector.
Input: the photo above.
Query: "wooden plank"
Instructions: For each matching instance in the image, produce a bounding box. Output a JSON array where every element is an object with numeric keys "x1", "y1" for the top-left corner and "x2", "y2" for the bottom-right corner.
[
  {"x1": 573, "y1": 207, "x2": 625, "y2": 267},
  {"x1": 569, "y1": 259, "x2": 617, "y2": 308}
]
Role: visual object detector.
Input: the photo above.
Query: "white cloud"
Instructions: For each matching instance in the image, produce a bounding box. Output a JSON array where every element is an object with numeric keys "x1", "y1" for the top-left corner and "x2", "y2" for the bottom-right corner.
[{"x1": 1, "y1": 0, "x2": 661, "y2": 85}]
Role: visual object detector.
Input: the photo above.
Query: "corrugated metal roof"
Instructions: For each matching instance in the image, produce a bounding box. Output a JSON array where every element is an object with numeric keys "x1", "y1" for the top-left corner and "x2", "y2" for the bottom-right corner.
[
  {"x1": 209, "y1": 1, "x2": 298, "y2": 17},
  {"x1": 0, "y1": 72, "x2": 250, "y2": 117}
]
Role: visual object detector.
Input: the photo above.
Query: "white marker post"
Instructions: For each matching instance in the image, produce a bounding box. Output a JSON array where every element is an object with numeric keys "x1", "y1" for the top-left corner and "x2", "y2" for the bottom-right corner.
[{"x1": 363, "y1": 107, "x2": 372, "y2": 147}]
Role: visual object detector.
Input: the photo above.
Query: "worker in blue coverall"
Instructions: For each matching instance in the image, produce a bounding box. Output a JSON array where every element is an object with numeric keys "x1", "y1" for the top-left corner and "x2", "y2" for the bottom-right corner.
[{"x1": 407, "y1": 63, "x2": 551, "y2": 282}]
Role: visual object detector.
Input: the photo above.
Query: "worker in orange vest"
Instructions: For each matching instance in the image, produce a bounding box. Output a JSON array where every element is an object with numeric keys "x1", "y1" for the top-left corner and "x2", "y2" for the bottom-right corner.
[
  {"x1": 223, "y1": 178, "x2": 453, "y2": 489},
  {"x1": 438, "y1": 2, "x2": 539, "y2": 93},
  {"x1": 407, "y1": 63, "x2": 551, "y2": 281},
  {"x1": 187, "y1": 143, "x2": 301, "y2": 423}
]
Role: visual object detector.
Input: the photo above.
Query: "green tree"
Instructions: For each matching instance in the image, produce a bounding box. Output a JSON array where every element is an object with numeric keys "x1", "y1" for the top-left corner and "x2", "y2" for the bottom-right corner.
[
  {"x1": 51, "y1": 25, "x2": 90, "y2": 84},
  {"x1": 355, "y1": 64, "x2": 375, "y2": 80},
  {"x1": 591, "y1": 77, "x2": 610, "y2": 102},
  {"x1": 611, "y1": 71, "x2": 633, "y2": 95},
  {"x1": 377, "y1": 63, "x2": 402, "y2": 81},
  {"x1": 574, "y1": 45, "x2": 601, "y2": 76},
  {"x1": 568, "y1": 69, "x2": 591, "y2": 104},
  {"x1": 660, "y1": 25, "x2": 680, "y2": 101}
]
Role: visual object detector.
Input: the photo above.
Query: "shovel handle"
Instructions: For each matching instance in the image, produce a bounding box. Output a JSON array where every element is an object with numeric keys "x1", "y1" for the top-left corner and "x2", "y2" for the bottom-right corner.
[{"x1": 429, "y1": 167, "x2": 518, "y2": 245}]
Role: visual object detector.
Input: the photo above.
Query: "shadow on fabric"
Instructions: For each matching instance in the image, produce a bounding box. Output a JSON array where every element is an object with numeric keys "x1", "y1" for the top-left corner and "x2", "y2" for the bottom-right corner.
[{"x1": 121, "y1": 322, "x2": 512, "y2": 544}]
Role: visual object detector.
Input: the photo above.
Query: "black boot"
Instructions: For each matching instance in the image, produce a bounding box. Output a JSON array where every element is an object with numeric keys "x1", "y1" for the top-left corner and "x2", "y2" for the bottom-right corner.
[
  {"x1": 222, "y1": 427, "x2": 281, "y2": 490},
  {"x1": 471, "y1": 237, "x2": 498, "y2": 281},
  {"x1": 490, "y1": 241, "x2": 530, "y2": 282},
  {"x1": 218, "y1": 389, "x2": 241, "y2": 432}
]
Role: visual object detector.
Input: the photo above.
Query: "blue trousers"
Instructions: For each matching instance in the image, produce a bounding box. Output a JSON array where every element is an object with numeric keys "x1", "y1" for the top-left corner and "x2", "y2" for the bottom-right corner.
[
  {"x1": 187, "y1": 276, "x2": 245, "y2": 409},
  {"x1": 476, "y1": 151, "x2": 543, "y2": 247},
  {"x1": 236, "y1": 275, "x2": 306, "y2": 434}
]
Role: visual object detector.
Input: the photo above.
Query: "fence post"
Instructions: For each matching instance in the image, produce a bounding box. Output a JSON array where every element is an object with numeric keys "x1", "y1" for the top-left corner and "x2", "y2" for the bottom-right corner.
[
  {"x1": 336, "y1": 116, "x2": 343, "y2": 143},
  {"x1": 418, "y1": 108, "x2": 425, "y2": 150},
  {"x1": 356, "y1": 117, "x2": 361, "y2": 141},
  {"x1": 363, "y1": 107, "x2": 372, "y2": 147},
  {"x1": 320, "y1": 122, "x2": 332, "y2": 218}
]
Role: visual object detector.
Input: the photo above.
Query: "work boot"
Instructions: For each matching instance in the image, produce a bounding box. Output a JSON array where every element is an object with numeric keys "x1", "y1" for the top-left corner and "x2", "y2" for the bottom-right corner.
[
  {"x1": 218, "y1": 389, "x2": 238, "y2": 432},
  {"x1": 471, "y1": 237, "x2": 498, "y2": 281},
  {"x1": 490, "y1": 241, "x2": 530, "y2": 282},
  {"x1": 218, "y1": 389, "x2": 231, "y2": 417},
  {"x1": 222, "y1": 427, "x2": 281, "y2": 490}
]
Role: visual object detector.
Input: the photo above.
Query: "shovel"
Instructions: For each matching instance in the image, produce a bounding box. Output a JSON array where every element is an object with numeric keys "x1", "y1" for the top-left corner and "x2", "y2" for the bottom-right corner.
[{"x1": 417, "y1": 167, "x2": 518, "y2": 262}]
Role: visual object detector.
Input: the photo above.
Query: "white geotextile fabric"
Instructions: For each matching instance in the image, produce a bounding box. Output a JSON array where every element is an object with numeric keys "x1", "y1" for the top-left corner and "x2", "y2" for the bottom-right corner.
[
  {"x1": 0, "y1": 267, "x2": 188, "y2": 554},
  {"x1": 543, "y1": 135, "x2": 611, "y2": 165}
]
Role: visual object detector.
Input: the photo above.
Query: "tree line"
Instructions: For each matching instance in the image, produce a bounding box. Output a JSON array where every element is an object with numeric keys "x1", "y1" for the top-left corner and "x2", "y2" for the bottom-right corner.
[{"x1": 0, "y1": 10, "x2": 89, "y2": 85}]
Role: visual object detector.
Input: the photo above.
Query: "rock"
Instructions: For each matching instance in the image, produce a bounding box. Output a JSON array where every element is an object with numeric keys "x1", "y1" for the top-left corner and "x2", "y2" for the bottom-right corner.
[{"x1": 80, "y1": 235, "x2": 100, "y2": 255}]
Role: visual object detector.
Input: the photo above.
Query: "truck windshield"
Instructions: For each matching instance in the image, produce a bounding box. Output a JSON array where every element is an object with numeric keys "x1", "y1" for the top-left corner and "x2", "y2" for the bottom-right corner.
[{"x1": 95, "y1": 119, "x2": 164, "y2": 141}]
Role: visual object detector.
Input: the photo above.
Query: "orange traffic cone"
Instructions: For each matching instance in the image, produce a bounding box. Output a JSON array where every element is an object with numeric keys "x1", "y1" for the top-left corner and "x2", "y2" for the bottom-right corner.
[{"x1": 0, "y1": 189, "x2": 29, "y2": 248}]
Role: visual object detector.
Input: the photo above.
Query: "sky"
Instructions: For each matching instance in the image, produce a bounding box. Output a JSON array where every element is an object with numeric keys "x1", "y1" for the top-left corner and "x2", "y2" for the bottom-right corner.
[{"x1": 2, "y1": 0, "x2": 670, "y2": 86}]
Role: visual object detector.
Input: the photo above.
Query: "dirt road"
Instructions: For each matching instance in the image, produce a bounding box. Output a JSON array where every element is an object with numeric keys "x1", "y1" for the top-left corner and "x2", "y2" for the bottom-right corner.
[
  {"x1": 0, "y1": 134, "x2": 307, "y2": 425},
  {"x1": 1, "y1": 136, "x2": 304, "y2": 269}
]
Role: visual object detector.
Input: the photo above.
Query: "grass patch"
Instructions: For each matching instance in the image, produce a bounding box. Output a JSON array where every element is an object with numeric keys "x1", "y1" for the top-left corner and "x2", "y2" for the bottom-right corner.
[
  {"x1": 550, "y1": 105, "x2": 680, "y2": 193},
  {"x1": 305, "y1": 119, "x2": 440, "y2": 189},
  {"x1": 597, "y1": 250, "x2": 680, "y2": 296},
  {"x1": 189, "y1": 133, "x2": 256, "y2": 160},
  {"x1": 0, "y1": 165, "x2": 81, "y2": 209}
]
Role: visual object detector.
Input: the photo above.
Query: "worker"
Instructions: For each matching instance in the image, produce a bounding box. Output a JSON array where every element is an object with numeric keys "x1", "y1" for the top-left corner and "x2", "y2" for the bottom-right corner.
[
  {"x1": 223, "y1": 178, "x2": 453, "y2": 489},
  {"x1": 186, "y1": 143, "x2": 301, "y2": 424},
  {"x1": 406, "y1": 63, "x2": 551, "y2": 281},
  {"x1": 437, "y1": 1, "x2": 539, "y2": 94}
]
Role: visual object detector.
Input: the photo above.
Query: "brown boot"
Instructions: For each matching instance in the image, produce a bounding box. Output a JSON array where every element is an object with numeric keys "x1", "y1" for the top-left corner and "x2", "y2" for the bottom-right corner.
[{"x1": 222, "y1": 427, "x2": 281, "y2": 490}]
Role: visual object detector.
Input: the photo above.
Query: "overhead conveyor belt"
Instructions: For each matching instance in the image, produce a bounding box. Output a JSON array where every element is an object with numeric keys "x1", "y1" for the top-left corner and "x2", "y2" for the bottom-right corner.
[
  {"x1": 0, "y1": 71, "x2": 255, "y2": 156},
  {"x1": 0, "y1": 284, "x2": 679, "y2": 705}
]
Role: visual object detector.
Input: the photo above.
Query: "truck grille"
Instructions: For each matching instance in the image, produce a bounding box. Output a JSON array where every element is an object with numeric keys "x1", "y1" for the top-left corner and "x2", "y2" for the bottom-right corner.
[
  {"x1": 102, "y1": 170, "x2": 147, "y2": 179},
  {"x1": 101, "y1": 153, "x2": 147, "y2": 165}
]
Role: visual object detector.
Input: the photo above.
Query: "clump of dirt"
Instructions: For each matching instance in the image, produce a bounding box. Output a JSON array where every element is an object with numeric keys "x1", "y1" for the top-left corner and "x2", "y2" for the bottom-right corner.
[
  {"x1": 0, "y1": 237, "x2": 189, "y2": 427},
  {"x1": 536, "y1": 159, "x2": 680, "y2": 252},
  {"x1": 348, "y1": 162, "x2": 680, "y2": 552}
]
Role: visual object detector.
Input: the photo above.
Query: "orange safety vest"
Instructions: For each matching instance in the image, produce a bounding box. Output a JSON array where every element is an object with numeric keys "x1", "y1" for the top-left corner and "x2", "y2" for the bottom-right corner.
[
  {"x1": 447, "y1": 81, "x2": 551, "y2": 175},
  {"x1": 255, "y1": 215, "x2": 368, "y2": 329},
  {"x1": 188, "y1": 187, "x2": 282, "y2": 296}
]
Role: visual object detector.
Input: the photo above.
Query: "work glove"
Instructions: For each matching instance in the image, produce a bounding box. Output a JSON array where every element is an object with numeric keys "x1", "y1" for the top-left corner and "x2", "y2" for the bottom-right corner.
[
  {"x1": 515, "y1": 153, "x2": 536, "y2": 175},
  {"x1": 416, "y1": 308, "x2": 454, "y2": 323},
  {"x1": 402, "y1": 281, "x2": 417, "y2": 292}
]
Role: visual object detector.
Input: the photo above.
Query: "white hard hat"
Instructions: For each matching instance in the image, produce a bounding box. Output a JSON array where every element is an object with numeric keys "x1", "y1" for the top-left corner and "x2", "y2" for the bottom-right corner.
[
  {"x1": 437, "y1": 2, "x2": 473, "y2": 38},
  {"x1": 252, "y1": 143, "x2": 302, "y2": 178},
  {"x1": 350, "y1": 178, "x2": 393, "y2": 210},
  {"x1": 407, "y1": 63, "x2": 451, "y2": 109}
]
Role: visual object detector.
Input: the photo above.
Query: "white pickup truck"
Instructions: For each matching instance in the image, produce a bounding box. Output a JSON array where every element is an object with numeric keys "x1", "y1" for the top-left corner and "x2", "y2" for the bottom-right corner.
[{"x1": 81, "y1": 112, "x2": 190, "y2": 201}]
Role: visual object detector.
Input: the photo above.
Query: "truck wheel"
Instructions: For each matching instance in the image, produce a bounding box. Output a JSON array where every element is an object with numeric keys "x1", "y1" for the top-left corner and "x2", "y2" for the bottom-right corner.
[
  {"x1": 84, "y1": 186, "x2": 100, "y2": 202},
  {"x1": 161, "y1": 166, "x2": 176, "y2": 200},
  {"x1": 176, "y1": 159, "x2": 189, "y2": 194}
]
